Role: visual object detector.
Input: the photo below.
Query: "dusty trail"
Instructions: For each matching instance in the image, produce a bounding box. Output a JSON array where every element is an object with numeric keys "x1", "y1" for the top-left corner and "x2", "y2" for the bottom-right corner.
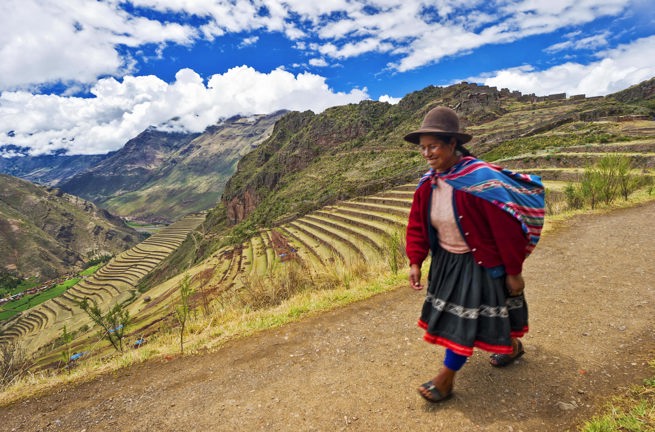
[{"x1": 2, "y1": 202, "x2": 654, "y2": 431}]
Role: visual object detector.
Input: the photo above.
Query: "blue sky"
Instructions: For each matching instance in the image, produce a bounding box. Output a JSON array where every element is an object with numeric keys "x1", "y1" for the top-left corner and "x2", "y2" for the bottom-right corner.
[{"x1": 1, "y1": 0, "x2": 654, "y2": 156}]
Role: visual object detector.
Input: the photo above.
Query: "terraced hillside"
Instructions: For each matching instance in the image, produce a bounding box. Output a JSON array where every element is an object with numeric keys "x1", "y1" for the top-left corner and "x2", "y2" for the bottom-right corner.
[
  {"x1": 493, "y1": 121, "x2": 655, "y2": 181},
  {"x1": 118, "y1": 120, "x2": 655, "y2": 351},
  {"x1": 64, "y1": 183, "x2": 418, "y2": 359},
  {"x1": 0, "y1": 214, "x2": 205, "y2": 357}
]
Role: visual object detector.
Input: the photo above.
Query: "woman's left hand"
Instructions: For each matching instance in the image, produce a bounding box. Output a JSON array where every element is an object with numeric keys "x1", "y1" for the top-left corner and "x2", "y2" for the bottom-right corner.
[{"x1": 505, "y1": 273, "x2": 525, "y2": 296}]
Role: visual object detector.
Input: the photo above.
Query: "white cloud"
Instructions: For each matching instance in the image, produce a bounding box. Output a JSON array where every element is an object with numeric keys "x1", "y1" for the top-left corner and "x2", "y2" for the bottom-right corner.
[
  {"x1": 239, "y1": 36, "x2": 260, "y2": 47},
  {"x1": 0, "y1": 0, "x2": 642, "y2": 91},
  {"x1": 0, "y1": 0, "x2": 196, "y2": 91},
  {"x1": 378, "y1": 95, "x2": 401, "y2": 104},
  {"x1": 0, "y1": 67, "x2": 368, "y2": 156},
  {"x1": 468, "y1": 35, "x2": 655, "y2": 97},
  {"x1": 309, "y1": 58, "x2": 329, "y2": 67},
  {"x1": 545, "y1": 32, "x2": 610, "y2": 53}
]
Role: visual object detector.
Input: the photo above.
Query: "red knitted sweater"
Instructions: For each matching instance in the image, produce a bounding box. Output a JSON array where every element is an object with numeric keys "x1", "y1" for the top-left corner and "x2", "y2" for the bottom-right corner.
[{"x1": 405, "y1": 180, "x2": 529, "y2": 276}]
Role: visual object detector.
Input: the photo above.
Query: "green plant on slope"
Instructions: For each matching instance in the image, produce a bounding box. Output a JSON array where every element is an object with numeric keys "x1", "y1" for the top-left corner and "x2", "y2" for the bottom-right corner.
[
  {"x1": 174, "y1": 273, "x2": 194, "y2": 354},
  {"x1": 565, "y1": 155, "x2": 638, "y2": 210},
  {"x1": 385, "y1": 228, "x2": 406, "y2": 275},
  {"x1": 59, "y1": 325, "x2": 74, "y2": 373},
  {"x1": 78, "y1": 298, "x2": 130, "y2": 353}
]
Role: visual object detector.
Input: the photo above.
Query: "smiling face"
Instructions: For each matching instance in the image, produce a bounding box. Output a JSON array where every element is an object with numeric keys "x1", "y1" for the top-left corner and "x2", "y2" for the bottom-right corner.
[{"x1": 418, "y1": 134, "x2": 459, "y2": 172}]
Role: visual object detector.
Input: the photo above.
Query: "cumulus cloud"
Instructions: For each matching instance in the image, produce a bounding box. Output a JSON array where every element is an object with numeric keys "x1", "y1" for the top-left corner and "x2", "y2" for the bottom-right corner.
[
  {"x1": 1, "y1": 0, "x2": 641, "y2": 90},
  {"x1": 467, "y1": 35, "x2": 655, "y2": 97},
  {"x1": 0, "y1": 0, "x2": 196, "y2": 90},
  {"x1": 0, "y1": 67, "x2": 368, "y2": 156},
  {"x1": 378, "y1": 95, "x2": 401, "y2": 104},
  {"x1": 309, "y1": 58, "x2": 329, "y2": 67}
]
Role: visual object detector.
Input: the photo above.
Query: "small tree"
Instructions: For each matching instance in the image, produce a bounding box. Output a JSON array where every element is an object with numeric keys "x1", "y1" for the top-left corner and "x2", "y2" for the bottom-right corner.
[
  {"x1": 174, "y1": 274, "x2": 194, "y2": 354},
  {"x1": 596, "y1": 155, "x2": 621, "y2": 204},
  {"x1": 564, "y1": 183, "x2": 584, "y2": 210},
  {"x1": 385, "y1": 228, "x2": 406, "y2": 275},
  {"x1": 580, "y1": 167, "x2": 604, "y2": 209},
  {"x1": 78, "y1": 298, "x2": 130, "y2": 353},
  {"x1": 60, "y1": 325, "x2": 74, "y2": 372}
]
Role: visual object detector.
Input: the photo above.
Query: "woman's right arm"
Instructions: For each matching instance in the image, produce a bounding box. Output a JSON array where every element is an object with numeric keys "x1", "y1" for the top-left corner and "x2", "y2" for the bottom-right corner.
[{"x1": 406, "y1": 186, "x2": 430, "y2": 289}]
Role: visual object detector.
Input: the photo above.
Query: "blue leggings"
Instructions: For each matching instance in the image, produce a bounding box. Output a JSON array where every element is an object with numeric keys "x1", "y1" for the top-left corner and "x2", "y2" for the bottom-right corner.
[{"x1": 444, "y1": 349, "x2": 468, "y2": 371}]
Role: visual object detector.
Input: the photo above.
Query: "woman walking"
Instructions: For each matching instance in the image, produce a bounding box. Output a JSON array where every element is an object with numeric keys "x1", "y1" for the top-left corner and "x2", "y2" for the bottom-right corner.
[{"x1": 404, "y1": 106, "x2": 545, "y2": 402}]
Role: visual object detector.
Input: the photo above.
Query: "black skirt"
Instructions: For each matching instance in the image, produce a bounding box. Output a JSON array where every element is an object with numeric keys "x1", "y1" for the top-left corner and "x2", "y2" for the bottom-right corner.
[{"x1": 418, "y1": 245, "x2": 528, "y2": 356}]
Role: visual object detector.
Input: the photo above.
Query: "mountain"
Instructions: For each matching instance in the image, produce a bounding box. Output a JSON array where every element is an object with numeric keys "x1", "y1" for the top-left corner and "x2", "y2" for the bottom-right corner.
[
  {"x1": 0, "y1": 174, "x2": 143, "y2": 281},
  {"x1": 199, "y1": 79, "x2": 653, "y2": 240},
  {"x1": 58, "y1": 129, "x2": 200, "y2": 212},
  {"x1": 59, "y1": 111, "x2": 287, "y2": 223},
  {"x1": 0, "y1": 153, "x2": 113, "y2": 186}
]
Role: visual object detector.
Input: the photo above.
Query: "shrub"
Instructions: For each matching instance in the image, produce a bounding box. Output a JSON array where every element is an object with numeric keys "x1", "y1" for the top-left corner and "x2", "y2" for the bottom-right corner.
[
  {"x1": 78, "y1": 298, "x2": 130, "y2": 353},
  {"x1": 565, "y1": 155, "x2": 637, "y2": 210},
  {"x1": 384, "y1": 228, "x2": 406, "y2": 275}
]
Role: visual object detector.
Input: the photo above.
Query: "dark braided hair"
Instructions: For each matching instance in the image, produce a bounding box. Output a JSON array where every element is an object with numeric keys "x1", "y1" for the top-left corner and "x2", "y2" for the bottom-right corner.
[
  {"x1": 456, "y1": 143, "x2": 474, "y2": 157},
  {"x1": 438, "y1": 134, "x2": 475, "y2": 157}
]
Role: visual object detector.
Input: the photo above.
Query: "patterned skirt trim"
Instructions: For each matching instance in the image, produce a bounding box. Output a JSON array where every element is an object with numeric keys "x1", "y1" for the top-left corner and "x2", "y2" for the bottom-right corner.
[{"x1": 418, "y1": 319, "x2": 523, "y2": 356}]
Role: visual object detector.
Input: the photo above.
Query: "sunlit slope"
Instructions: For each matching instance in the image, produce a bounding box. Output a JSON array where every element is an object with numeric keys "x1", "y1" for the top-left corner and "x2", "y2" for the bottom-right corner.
[{"x1": 0, "y1": 215, "x2": 205, "y2": 356}]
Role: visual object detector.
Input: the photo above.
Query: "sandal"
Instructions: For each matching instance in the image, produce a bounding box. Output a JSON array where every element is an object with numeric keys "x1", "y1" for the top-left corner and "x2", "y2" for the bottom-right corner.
[
  {"x1": 417, "y1": 380, "x2": 453, "y2": 403},
  {"x1": 489, "y1": 339, "x2": 524, "y2": 367}
]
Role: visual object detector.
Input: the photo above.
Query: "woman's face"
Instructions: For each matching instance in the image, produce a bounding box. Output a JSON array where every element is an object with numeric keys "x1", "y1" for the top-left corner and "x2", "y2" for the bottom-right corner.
[{"x1": 418, "y1": 135, "x2": 458, "y2": 172}]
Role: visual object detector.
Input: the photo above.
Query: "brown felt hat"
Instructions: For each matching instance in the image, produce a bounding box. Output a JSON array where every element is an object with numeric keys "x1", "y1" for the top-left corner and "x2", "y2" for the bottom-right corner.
[{"x1": 403, "y1": 106, "x2": 472, "y2": 145}]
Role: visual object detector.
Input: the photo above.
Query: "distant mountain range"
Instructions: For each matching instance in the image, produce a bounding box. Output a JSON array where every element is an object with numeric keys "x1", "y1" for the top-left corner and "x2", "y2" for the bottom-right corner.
[
  {"x1": 0, "y1": 111, "x2": 288, "y2": 224},
  {"x1": 0, "y1": 152, "x2": 113, "y2": 186},
  {"x1": 0, "y1": 174, "x2": 143, "y2": 281}
]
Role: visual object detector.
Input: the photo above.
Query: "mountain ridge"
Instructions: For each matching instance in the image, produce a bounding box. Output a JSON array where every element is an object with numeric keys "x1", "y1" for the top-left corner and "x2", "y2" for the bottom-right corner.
[{"x1": 0, "y1": 174, "x2": 143, "y2": 281}]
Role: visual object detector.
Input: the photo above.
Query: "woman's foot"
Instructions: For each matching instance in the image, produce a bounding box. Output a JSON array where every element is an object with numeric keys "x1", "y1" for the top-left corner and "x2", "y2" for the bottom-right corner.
[
  {"x1": 489, "y1": 338, "x2": 525, "y2": 367},
  {"x1": 417, "y1": 368, "x2": 455, "y2": 403}
]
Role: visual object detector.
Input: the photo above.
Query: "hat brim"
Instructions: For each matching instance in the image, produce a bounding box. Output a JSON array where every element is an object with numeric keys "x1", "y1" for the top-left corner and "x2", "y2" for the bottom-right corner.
[{"x1": 403, "y1": 129, "x2": 472, "y2": 145}]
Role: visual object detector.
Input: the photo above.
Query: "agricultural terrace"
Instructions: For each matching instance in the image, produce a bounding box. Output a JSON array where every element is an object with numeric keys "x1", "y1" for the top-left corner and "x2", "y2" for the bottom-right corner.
[
  {"x1": 0, "y1": 214, "x2": 205, "y2": 359},
  {"x1": 120, "y1": 118, "x2": 655, "y2": 354}
]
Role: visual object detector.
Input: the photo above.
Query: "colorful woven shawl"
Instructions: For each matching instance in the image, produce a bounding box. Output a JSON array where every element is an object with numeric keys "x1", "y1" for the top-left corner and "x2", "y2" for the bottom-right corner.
[{"x1": 419, "y1": 156, "x2": 545, "y2": 255}]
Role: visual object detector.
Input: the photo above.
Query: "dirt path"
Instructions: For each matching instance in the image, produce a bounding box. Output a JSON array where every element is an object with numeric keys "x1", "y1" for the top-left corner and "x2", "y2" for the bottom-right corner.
[{"x1": 2, "y1": 202, "x2": 655, "y2": 432}]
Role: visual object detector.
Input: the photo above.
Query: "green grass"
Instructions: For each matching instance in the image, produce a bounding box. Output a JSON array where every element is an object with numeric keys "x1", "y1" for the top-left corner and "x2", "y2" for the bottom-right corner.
[
  {"x1": 0, "y1": 278, "x2": 80, "y2": 321},
  {"x1": 79, "y1": 264, "x2": 103, "y2": 277},
  {"x1": 580, "y1": 362, "x2": 655, "y2": 431}
]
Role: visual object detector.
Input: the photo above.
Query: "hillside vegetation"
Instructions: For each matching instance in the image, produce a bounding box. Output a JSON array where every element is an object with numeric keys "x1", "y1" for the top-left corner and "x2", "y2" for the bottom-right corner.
[{"x1": 0, "y1": 174, "x2": 143, "y2": 282}]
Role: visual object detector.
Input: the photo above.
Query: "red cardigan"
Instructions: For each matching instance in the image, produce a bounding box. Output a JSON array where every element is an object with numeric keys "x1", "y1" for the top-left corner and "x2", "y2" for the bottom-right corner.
[{"x1": 405, "y1": 179, "x2": 528, "y2": 276}]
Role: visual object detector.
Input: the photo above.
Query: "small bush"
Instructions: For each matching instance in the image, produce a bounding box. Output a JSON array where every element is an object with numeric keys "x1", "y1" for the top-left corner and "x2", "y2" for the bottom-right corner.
[
  {"x1": 78, "y1": 298, "x2": 130, "y2": 353},
  {"x1": 235, "y1": 261, "x2": 309, "y2": 311},
  {"x1": 564, "y1": 155, "x2": 640, "y2": 210},
  {"x1": 384, "y1": 228, "x2": 406, "y2": 275}
]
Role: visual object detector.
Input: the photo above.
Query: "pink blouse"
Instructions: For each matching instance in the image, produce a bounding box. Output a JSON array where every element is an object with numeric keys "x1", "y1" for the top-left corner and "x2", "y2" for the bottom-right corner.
[{"x1": 430, "y1": 178, "x2": 471, "y2": 254}]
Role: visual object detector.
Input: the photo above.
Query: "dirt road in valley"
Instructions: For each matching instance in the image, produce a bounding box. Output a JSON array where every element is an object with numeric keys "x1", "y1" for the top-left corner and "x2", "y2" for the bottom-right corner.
[{"x1": 1, "y1": 202, "x2": 654, "y2": 431}]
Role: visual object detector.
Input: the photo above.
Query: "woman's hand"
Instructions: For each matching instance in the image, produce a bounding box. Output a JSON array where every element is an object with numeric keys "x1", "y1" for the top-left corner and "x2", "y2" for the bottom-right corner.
[
  {"x1": 409, "y1": 264, "x2": 423, "y2": 290},
  {"x1": 505, "y1": 273, "x2": 525, "y2": 296}
]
